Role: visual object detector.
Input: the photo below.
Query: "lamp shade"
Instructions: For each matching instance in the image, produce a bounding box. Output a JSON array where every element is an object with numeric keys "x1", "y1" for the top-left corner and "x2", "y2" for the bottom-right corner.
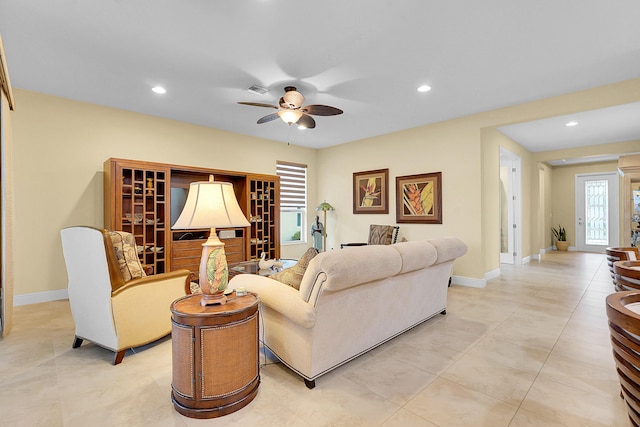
[
  {"x1": 172, "y1": 179, "x2": 250, "y2": 230},
  {"x1": 316, "y1": 201, "x2": 335, "y2": 212}
]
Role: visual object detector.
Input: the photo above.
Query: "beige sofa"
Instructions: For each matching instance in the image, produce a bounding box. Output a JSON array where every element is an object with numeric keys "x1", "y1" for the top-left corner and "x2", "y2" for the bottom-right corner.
[{"x1": 229, "y1": 237, "x2": 467, "y2": 388}]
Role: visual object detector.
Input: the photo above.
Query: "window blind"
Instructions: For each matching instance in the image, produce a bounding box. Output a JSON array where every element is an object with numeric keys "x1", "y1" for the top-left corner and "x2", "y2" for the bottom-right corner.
[{"x1": 276, "y1": 161, "x2": 307, "y2": 209}]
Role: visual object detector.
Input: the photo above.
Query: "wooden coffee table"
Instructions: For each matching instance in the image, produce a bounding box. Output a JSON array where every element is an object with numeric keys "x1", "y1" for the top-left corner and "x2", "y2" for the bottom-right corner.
[{"x1": 229, "y1": 259, "x2": 297, "y2": 277}]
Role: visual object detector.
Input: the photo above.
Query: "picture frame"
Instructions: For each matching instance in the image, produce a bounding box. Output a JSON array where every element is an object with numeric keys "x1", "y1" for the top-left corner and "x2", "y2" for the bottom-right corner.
[
  {"x1": 396, "y1": 172, "x2": 442, "y2": 224},
  {"x1": 353, "y1": 168, "x2": 389, "y2": 214}
]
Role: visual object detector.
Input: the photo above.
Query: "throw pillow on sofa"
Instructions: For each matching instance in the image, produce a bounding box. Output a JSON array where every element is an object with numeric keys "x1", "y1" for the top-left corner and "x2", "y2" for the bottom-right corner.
[
  {"x1": 270, "y1": 247, "x2": 318, "y2": 290},
  {"x1": 108, "y1": 230, "x2": 147, "y2": 282}
]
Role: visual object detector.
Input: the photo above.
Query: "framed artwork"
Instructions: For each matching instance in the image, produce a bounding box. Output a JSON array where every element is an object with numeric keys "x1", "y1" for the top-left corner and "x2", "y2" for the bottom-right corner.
[
  {"x1": 396, "y1": 172, "x2": 442, "y2": 224},
  {"x1": 353, "y1": 168, "x2": 389, "y2": 214}
]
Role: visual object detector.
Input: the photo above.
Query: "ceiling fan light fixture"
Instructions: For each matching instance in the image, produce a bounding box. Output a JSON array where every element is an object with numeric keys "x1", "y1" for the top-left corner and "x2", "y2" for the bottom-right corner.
[
  {"x1": 278, "y1": 109, "x2": 303, "y2": 124},
  {"x1": 283, "y1": 90, "x2": 305, "y2": 108}
]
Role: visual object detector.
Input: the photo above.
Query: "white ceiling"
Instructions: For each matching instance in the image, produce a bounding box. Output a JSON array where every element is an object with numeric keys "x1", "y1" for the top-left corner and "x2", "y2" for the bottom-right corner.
[
  {"x1": 498, "y1": 102, "x2": 640, "y2": 165},
  {"x1": 2, "y1": 1, "x2": 640, "y2": 155}
]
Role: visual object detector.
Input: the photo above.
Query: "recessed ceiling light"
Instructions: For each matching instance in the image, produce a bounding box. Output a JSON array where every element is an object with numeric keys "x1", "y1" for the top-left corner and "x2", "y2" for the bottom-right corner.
[
  {"x1": 152, "y1": 86, "x2": 166, "y2": 94},
  {"x1": 565, "y1": 121, "x2": 578, "y2": 127},
  {"x1": 417, "y1": 85, "x2": 432, "y2": 93}
]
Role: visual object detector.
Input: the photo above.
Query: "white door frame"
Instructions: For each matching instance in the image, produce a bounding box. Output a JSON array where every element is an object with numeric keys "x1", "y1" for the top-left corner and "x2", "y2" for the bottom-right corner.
[
  {"x1": 575, "y1": 172, "x2": 619, "y2": 252},
  {"x1": 500, "y1": 148, "x2": 522, "y2": 264}
]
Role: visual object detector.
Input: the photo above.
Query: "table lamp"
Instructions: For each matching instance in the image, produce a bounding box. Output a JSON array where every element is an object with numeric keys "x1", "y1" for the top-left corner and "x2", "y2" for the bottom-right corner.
[
  {"x1": 172, "y1": 176, "x2": 250, "y2": 306},
  {"x1": 315, "y1": 200, "x2": 335, "y2": 252}
]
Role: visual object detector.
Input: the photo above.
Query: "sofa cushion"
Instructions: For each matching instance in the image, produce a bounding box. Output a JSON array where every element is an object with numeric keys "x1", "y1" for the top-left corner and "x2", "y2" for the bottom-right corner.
[
  {"x1": 428, "y1": 237, "x2": 469, "y2": 264},
  {"x1": 299, "y1": 245, "x2": 402, "y2": 301},
  {"x1": 270, "y1": 247, "x2": 318, "y2": 290},
  {"x1": 392, "y1": 241, "x2": 438, "y2": 274},
  {"x1": 108, "y1": 230, "x2": 146, "y2": 282}
]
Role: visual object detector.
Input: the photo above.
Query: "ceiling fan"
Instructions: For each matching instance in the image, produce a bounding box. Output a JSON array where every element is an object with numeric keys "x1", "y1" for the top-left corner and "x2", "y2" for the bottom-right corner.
[{"x1": 238, "y1": 86, "x2": 343, "y2": 129}]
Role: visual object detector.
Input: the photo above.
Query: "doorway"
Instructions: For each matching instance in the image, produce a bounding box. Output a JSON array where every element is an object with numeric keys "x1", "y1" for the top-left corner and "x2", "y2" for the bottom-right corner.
[
  {"x1": 500, "y1": 148, "x2": 522, "y2": 264},
  {"x1": 575, "y1": 173, "x2": 619, "y2": 252}
]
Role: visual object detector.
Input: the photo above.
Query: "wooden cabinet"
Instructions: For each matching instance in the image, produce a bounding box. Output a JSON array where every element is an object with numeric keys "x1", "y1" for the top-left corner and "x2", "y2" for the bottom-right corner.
[
  {"x1": 247, "y1": 175, "x2": 279, "y2": 260},
  {"x1": 104, "y1": 159, "x2": 170, "y2": 274},
  {"x1": 104, "y1": 158, "x2": 279, "y2": 279},
  {"x1": 171, "y1": 231, "x2": 245, "y2": 282}
]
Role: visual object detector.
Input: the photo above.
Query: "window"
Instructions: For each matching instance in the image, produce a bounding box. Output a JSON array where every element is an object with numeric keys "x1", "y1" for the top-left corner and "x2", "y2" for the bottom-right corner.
[
  {"x1": 277, "y1": 161, "x2": 307, "y2": 244},
  {"x1": 585, "y1": 179, "x2": 609, "y2": 245}
]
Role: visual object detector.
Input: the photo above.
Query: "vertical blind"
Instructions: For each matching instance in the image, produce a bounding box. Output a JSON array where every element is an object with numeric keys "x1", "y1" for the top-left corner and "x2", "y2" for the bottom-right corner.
[{"x1": 276, "y1": 161, "x2": 307, "y2": 209}]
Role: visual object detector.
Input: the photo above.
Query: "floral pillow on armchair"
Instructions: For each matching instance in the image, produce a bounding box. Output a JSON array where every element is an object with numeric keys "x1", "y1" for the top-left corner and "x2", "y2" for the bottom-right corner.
[{"x1": 108, "y1": 230, "x2": 146, "y2": 282}]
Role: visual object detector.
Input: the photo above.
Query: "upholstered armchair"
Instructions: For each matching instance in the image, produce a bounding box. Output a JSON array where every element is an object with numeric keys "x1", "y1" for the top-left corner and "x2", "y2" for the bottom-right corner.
[
  {"x1": 341, "y1": 224, "x2": 400, "y2": 248},
  {"x1": 60, "y1": 226, "x2": 190, "y2": 364},
  {"x1": 606, "y1": 247, "x2": 639, "y2": 288}
]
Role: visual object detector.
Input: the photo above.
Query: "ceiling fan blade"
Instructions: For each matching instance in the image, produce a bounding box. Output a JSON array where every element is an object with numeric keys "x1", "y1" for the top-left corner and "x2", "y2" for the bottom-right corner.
[
  {"x1": 238, "y1": 102, "x2": 278, "y2": 109},
  {"x1": 257, "y1": 113, "x2": 279, "y2": 124},
  {"x1": 297, "y1": 114, "x2": 316, "y2": 129},
  {"x1": 300, "y1": 105, "x2": 343, "y2": 116}
]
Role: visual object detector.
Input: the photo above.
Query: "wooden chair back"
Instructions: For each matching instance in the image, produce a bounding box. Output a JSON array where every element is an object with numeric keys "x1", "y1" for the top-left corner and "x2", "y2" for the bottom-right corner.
[
  {"x1": 607, "y1": 247, "x2": 639, "y2": 288},
  {"x1": 606, "y1": 291, "x2": 640, "y2": 427},
  {"x1": 614, "y1": 261, "x2": 640, "y2": 292}
]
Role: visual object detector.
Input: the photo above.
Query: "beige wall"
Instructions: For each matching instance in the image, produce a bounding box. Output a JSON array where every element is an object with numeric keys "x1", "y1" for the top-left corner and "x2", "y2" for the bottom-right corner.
[
  {"x1": 481, "y1": 128, "x2": 533, "y2": 269},
  {"x1": 11, "y1": 89, "x2": 318, "y2": 296},
  {"x1": 317, "y1": 119, "x2": 482, "y2": 279},
  {"x1": 1, "y1": 82, "x2": 15, "y2": 333},
  {"x1": 535, "y1": 140, "x2": 640, "y2": 247},
  {"x1": 539, "y1": 162, "x2": 554, "y2": 250},
  {"x1": 9, "y1": 77, "x2": 640, "y2": 299},
  {"x1": 319, "y1": 78, "x2": 640, "y2": 280}
]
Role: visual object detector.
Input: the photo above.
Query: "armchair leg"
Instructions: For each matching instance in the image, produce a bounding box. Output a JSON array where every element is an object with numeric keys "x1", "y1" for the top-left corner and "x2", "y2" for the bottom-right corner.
[
  {"x1": 114, "y1": 350, "x2": 126, "y2": 365},
  {"x1": 304, "y1": 379, "x2": 316, "y2": 389},
  {"x1": 72, "y1": 336, "x2": 83, "y2": 348}
]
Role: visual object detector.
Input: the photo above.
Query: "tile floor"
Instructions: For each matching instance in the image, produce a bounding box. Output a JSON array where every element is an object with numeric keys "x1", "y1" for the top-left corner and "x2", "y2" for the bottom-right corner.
[{"x1": 0, "y1": 251, "x2": 630, "y2": 426}]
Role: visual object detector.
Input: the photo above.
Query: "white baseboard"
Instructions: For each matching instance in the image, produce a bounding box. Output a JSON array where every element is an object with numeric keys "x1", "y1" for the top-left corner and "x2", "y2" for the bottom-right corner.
[
  {"x1": 14, "y1": 289, "x2": 68, "y2": 306},
  {"x1": 452, "y1": 275, "x2": 487, "y2": 288},
  {"x1": 521, "y1": 256, "x2": 531, "y2": 264},
  {"x1": 551, "y1": 246, "x2": 578, "y2": 252}
]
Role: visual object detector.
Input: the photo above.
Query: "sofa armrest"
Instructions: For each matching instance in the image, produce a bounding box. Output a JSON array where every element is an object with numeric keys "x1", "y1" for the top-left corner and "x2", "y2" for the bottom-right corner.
[
  {"x1": 110, "y1": 269, "x2": 190, "y2": 349},
  {"x1": 112, "y1": 269, "x2": 191, "y2": 297},
  {"x1": 230, "y1": 274, "x2": 316, "y2": 328},
  {"x1": 428, "y1": 237, "x2": 468, "y2": 264}
]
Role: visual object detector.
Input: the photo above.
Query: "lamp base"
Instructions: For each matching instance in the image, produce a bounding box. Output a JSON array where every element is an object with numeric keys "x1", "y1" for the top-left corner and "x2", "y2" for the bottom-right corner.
[
  {"x1": 198, "y1": 228, "x2": 229, "y2": 306},
  {"x1": 200, "y1": 292, "x2": 227, "y2": 306}
]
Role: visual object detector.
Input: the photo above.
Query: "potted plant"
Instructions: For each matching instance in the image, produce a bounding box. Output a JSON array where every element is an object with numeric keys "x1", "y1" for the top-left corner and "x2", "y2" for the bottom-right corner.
[{"x1": 552, "y1": 225, "x2": 569, "y2": 251}]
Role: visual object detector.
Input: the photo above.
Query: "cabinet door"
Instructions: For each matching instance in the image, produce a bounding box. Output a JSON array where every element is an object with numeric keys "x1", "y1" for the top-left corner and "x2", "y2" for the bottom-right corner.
[
  {"x1": 248, "y1": 177, "x2": 279, "y2": 260},
  {"x1": 106, "y1": 160, "x2": 170, "y2": 274}
]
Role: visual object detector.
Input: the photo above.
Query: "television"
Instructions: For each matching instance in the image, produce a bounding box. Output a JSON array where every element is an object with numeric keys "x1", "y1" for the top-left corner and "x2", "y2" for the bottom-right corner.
[{"x1": 170, "y1": 187, "x2": 189, "y2": 227}]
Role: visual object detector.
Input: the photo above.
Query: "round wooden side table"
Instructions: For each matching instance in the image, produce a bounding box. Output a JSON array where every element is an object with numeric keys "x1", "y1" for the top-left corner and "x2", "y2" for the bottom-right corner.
[{"x1": 170, "y1": 292, "x2": 260, "y2": 419}]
